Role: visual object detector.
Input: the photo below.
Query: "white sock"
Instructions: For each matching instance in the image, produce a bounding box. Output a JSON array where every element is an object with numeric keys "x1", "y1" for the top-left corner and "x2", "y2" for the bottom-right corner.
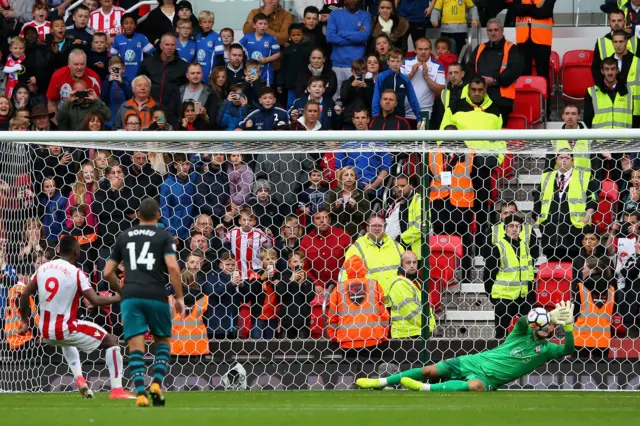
[
  {"x1": 422, "y1": 383, "x2": 431, "y2": 391},
  {"x1": 62, "y1": 346, "x2": 83, "y2": 378},
  {"x1": 379, "y1": 378, "x2": 388, "y2": 387},
  {"x1": 105, "y1": 346, "x2": 123, "y2": 389}
]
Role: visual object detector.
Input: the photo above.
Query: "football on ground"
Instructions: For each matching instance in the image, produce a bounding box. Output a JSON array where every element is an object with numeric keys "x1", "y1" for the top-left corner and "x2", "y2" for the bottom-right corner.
[{"x1": 0, "y1": 391, "x2": 637, "y2": 426}]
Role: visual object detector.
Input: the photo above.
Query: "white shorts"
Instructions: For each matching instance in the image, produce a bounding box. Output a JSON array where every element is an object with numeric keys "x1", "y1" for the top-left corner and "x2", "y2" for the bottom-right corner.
[{"x1": 43, "y1": 320, "x2": 107, "y2": 353}]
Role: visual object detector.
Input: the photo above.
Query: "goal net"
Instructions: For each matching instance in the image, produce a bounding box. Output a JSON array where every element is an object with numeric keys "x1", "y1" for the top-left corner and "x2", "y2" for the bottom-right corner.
[{"x1": 1, "y1": 130, "x2": 639, "y2": 392}]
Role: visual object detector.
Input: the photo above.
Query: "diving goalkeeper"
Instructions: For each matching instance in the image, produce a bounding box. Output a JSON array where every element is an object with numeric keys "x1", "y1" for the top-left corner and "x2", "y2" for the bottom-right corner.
[{"x1": 356, "y1": 302, "x2": 574, "y2": 392}]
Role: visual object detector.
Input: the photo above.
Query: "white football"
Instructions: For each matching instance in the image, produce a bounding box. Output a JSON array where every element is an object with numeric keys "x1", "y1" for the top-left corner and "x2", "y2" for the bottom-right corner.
[{"x1": 527, "y1": 307, "x2": 550, "y2": 329}]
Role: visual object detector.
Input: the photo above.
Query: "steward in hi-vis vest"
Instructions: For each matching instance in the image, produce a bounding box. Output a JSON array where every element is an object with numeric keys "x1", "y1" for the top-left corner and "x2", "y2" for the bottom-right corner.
[{"x1": 514, "y1": 0, "x2": 555, "y2": 82}]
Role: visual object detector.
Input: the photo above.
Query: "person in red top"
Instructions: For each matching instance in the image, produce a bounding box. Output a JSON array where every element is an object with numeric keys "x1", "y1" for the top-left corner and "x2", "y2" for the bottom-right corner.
[
  {"x1": 299, "y1": 209, "x2": 352, "y2": 293},
  {"x1": 46, "y1": 49, "x2": 102, "y2": 118},
  {"x1": 20, "y1": 3, "x2": 51, "y2": 41},
  {"x1": 89, "y1": 0, "x2": 126, "y2": 38}
]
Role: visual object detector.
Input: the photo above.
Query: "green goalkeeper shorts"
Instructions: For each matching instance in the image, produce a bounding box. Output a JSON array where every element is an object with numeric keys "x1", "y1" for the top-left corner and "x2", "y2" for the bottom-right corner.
[
  {"x1": 121, "y1": 297, "x2": 172, "y2": 341},
  {"x1": 435, "y1": 356, "x2": 498, "y2": 392}
]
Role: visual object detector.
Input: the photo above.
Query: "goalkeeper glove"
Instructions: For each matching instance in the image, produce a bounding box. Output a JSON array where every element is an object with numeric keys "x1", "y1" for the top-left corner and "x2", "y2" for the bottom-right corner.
[{"x1": 549, "y1": 301, "x2": 572, "y2": 326}]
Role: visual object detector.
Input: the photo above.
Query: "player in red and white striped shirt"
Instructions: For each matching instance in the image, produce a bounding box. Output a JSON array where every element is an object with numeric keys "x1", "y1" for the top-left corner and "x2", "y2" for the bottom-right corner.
[
  {"x1": 18, "y1": 236, "x2": 133, "y2": 400},
  {"x1": 89, "y1": 0, "x2": 125, "y2": 37},
  {"x1": 218, "y1": 209, "x2": 273, "y2": 279},
  {"x1": 19, "y1": 3, "x2": 51, "y2": 41}
]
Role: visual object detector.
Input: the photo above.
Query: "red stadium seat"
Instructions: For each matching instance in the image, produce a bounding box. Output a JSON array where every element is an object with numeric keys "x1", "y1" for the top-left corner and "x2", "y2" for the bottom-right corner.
[
  {"x1": 238, "y1": 303, "x2": 252, "y2": 339},
  {"x1": 536, "y1": 262, "x2": 573, "y2": 309},
  {"x1": 592, "y1": 179, "x2": 619, "y2": 233},
  {"x1": 429, "y1": 235, "x2": 463, "y2": 311},
  {"x1": 506, "y1": 114, "x2": 530, "y2": 130},
  {"x1": 309, "y1": 295, "x2": 323, "y2": 338},
  {"x1": 513, "y1": 76, "x2": 548, "y2": 126},
  {"x1": 561, "y1": 50, "x2": 594, "y2": 102}
]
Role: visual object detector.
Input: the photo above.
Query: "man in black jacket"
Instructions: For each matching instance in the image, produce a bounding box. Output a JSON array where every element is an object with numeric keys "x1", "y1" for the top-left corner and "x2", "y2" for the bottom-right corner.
[
  {"x1": 592, "y1": 9, "x2": 639, "y2": 85},
  {"x1": 125, "y1": 152, "x2": 163, "y2": 201},
  {"x1": 194, "y1": 154, "x2": 230, "y2": 220}
]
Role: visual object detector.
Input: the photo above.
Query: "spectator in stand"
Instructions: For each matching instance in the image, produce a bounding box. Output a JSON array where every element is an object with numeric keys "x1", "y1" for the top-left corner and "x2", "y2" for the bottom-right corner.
[
  {"x1": 46, "y1": 49, "x2": 102, "y2": 119},
  {"x1": 290, "y1": 77, "x2": 344, "y2": 130},
  {"x1": 10, "y1": 85, "x2": 33, "y2": 112},
  {"x1": 79, "y1": 111, "x2": 106, "y2": 132},
  {"x1": 277, "y1": 24, "x2": 312, "y2": 108},
  {"x1": 61, "y1": 0, "x2": 99, "y2": 26},
  {"x1": 202, "y1": 251, "x2": 246, "y2": 339},
  {"x1": 240, "y1": 13, "x2": 281, "y2": 87},
  {"x1": 434, "y1": 37, "x2": 459, "y2": 75},
  {"x1": 89, "y1": 0, "x2": 125, "y2": 39},
  {"x1": 57, "y1": 81, "x2": 111, "y2": 131},
  {"x1": 618, "y1": 237, "x2": 640, "y2": 337},
  {"x1": 325, "y1": 165, "x2": 371, "y2": 238},
  {"x1": 274, "y1": 216, "x2": 303, "y2": 271},
  {"x1": 369, "y1": 0, "x2": 409, "y2": 52},
  {"x1": 113, "y1": 75, "x2": 156, "y2": 129},
  {"x1": 401, "y1": 38, "x2": 445, "y2": 129},
  {"x1": 227, "y1": 153, "x2": 254, "y2": 207},
  {"x1": 176, "y1": 1, "x2": 201, "y2": 36},
  {"x1": 110, "y1": 14, "x2": 155, "y2": 84},
  {"x1": 65, "y1": 162, "x2": 99, "y2": 230},
  {"x1": 573, "y1": 225, "x2": 606, "y2": 293},
  {"x1": 37, "y1": 177, "x2": 67, "y2": 243},
  {"x1": 371, "y1": 34, "x2": 392, "y2": 71},
  {"x1": 138, "y1": 33, "x2": 188, "y2": 120},
  {"x1": 247, "y1": 248, "x2": 281, "y2": 339},
  {"x1": 179, "y1": 63, "x2": 219, "y2": 129},
  {"x1": 295, "y1": 48, "x2": 338, "y2": 99},
  {"x1": 327, "y1": 0, "x2": 371, "y2": 94},
  {"x1": 431, "y1": 62, "x2": 467, "y2": 128},
  {"x1": 226, "y1": 44, "x2": 246, "y2": 87},
  {"x1": 466, "y1": 18, "x2": 523, "y2": 125},
  {"x1": 366, "y1": 54, "x2": 381, "y2": 83},
  {"x1": 33, "y1": 146, "x2": 79, "y2": 197},
  {"x1": 47, "y1": 17, "x2": 71, "y2": 70},
  {"x1": 219, "y1": 28, "x2": 234, "y2": 62},
  {"x1": 383, "y1": 175, "x2": 423, "y2": 260},
  {"x1": 66, "y1": 5, "x2": 94, "y2": 53},
  {"x1": 242, "y1": 0, "x2": 292, "y2": 48},
  {"x1": 533, "y1": 152, "x2": 599, "y2": 261},
  {"x1": 138, "y1": 0, "x2": 178, "y2": 46},
  {"x1": 340, "y1": 58, "x2": 375, "y2": 127},
  {"x1": 300, "y1": 209, "x2": 351, "y2": 291},
  {"x1": 622, "y1": 0, "x2": 640, "y2": 38},
  {"x1": 22, "y1": 26, "x2": 55, "y2": 104},
  {"x1": 30, "y1": 104, "x2": 58, "y2": 131},
  {"x1": 182, "y1": 230, "x2": 221, "y2": 274},
  {"x1": 620, "y1": 170, "x2": 640, "y2": 213},
  {"x1": 592, "y1": 9, "x2": 635, "y2": 83},
  {"x1": 248, "y1": 179, "x2": 290, "y2": 236},
  {"x1": 397, "y1": 0, "x2": 430, "y2": 47},
  {"x1": 91, "y1": 149, "x2": 114, "y2": 180},
  {"x1": 194, "y1": 154, "x2": 230, "y2": 220},
  {"x1": 101, "y1": 56, "x2": 133, "y2": 129},
  {"x1": 20, "y1": 2, "x2": 50, "y2": 41},
  {"x1": 217, "y1": 85, "x2": 249, "y2": 131},
  {"x1": 291, "y1": 99, "x2": 323, "y2": 131},
  {"x1": 584, "y1": 57, "x2": 636, "y2": 129},
  {"x1": 209, "y1": 66, "x2": 229, "y2": 107},
  {"x1": 369, "y1": 89, "x2": 412, "y2": 130},
  {"x1": 300, "y1": 6, "x2": 328, "y2": 53},
  {"x1": 176, "y1": 18, "x2": 196, "y2": 63},
  {"x1": 65, "y1": 204, "x2": 98, "y2": 277},
  {"x1": 0, "y1": 97, "x2": 11, "y2": 130},
  {"x1": 431, "y1": 0, "x2": 479, "y2": 56},
  {"x1": 15, "y1": 217, "x2": 46, "y2": 275},
  {"x1": 255, "y1": 145, "x2": 315, "y2": 207},
  {"x1": 298, "y1": 168, "x2": 328, "y2": 223},
  {"x1": 123, "y1": 112, "x2": 142, "y2": 132},
  {"x1": 238, "y1": 87, "x2": 289, "y2": 130},
  {"x1": 195, "y1": 10, "x2": 223, "y2": 82},
  {"x1": 160, "y1": 153, "x2": 199, "y2": 240},
  {"x1": 145, "y1": 105, "x2": 175, "y2": 131},
  {"x1": 125, "y1": 151, "x2": 163, "y2": 202},
  {"x1": 177, "y1": 100, "x2": 209, "y2": 130},
  {"x1": 276, "y1": 251, "x2": 315, "y2": 338}
]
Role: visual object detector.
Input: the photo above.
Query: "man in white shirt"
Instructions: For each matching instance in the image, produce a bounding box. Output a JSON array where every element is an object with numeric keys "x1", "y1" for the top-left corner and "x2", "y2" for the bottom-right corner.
[{"x1": 401, "y1": 38, "x2": 445, "y2": 129}]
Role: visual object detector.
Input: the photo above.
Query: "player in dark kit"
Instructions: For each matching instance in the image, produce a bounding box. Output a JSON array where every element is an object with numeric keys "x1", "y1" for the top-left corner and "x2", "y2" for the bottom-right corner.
[{"x1": 104, "y1": 198, "x2": 184, "y2": 408}]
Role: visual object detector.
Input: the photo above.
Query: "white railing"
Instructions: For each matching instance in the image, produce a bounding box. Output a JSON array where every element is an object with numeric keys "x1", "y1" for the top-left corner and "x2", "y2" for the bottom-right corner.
[
  {"x1": 63, "y1": 0, "x2": 85, "y2": 22},
  {"x1": 127, "y1": 1, "x2": 159, "y2": 24}
]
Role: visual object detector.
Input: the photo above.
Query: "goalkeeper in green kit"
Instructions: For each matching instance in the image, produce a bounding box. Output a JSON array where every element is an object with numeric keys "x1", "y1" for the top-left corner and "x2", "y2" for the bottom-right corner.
[{"x1": 356, "y1": 302, "x2": 575, "y2": 392}]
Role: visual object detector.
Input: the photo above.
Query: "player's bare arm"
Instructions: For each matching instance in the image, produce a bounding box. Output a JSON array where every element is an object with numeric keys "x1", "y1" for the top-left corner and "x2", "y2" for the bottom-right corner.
[
  {"x1": 165, "y1": 253, "x2": 184, "y2": 316},
  {"x1": 82, "y1": 288, "x2": 121, "y2": 307},
  {"x1": 103, "y1": 259, "x2": 123, "y2": 295}
]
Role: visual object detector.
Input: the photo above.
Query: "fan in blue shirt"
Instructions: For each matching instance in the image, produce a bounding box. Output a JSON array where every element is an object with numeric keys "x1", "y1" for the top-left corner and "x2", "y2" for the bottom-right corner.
[
  {"x1": 239, "y1": 13, "x2": 281, "y2": 87},
  {"x1": 176, "y1": 18, "x2": 197, "y2": 63},
  {"x1": 195, "y1": 11, "x2": 224, "y2": 81},
  {"x1": 110, "y1": 14, "x2": 155, "y2": 84}
]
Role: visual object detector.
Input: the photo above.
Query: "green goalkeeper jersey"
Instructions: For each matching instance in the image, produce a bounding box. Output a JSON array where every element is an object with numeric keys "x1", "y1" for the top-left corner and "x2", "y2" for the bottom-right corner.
[{"x1": 463, "y1": 317, "x2": 575, "y2": 386}]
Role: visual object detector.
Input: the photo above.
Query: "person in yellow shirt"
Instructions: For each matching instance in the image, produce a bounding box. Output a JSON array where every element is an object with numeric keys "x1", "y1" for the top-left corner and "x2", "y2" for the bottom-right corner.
[{"x1": 430, "y1": 0, "x2": 480, "y2": 56}]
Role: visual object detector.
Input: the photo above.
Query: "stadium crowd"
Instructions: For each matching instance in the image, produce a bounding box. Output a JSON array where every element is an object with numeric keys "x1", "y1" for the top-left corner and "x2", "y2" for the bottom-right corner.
[{"x1": 0, "y1": 0, "x2": 639, "y2": 354}]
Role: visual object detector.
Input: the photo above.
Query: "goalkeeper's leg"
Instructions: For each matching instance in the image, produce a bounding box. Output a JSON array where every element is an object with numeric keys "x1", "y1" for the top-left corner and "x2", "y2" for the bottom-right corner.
[{"x1": 356, "y1": 364, "x2": 442, "y2": 389}]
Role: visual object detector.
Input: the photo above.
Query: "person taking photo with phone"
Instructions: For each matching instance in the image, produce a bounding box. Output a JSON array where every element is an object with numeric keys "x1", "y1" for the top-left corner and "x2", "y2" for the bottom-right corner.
[
  {"x1": 101, "y1": 55, "x2": 133, "y2": 129},
  {"x1": 57, "y1": 79, "x2": 111, "y2": 130},
  {"x1": 179, "y1": 63, "x2": 219, "y2": 130}
]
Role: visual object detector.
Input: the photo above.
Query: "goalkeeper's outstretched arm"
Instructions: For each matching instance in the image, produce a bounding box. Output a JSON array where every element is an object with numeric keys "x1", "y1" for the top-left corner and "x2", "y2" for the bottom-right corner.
[{"x1": 549, "y1": 301, "x2": 575, "y2": 357}]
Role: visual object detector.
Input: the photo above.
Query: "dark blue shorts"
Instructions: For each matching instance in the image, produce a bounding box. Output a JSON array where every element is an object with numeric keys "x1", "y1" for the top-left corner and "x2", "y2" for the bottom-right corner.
[{"x1": 121, "y1": 298, "x2": 171, "y2": 341}]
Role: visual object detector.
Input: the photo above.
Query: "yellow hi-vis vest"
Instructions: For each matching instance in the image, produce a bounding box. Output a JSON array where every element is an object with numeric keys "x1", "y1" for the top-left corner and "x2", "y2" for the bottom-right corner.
[
  {"x1": 491, "y1": 224, "x2": 534, "y2": 280},
  {"x1": 441, "y1": 84, "x2": 469, "y2": 110},
  {"x1": 493, "y1": 237, "x2": 533, "y2": 300},
  {"x1": 385, "y1": 275, "x2": 435, "y2": 338},
  {"x1": 343, "y1": 235, "x2": 405, "y2": 295},
  {"x1": 551, "y1": 139, "x2": 591, "y2": 176},
  {"x1": 588, "y1": 84, "x2": 634, "y2": 129},
  {"x1": 401, "y1": 193, "x2": 423, "y2": 260},
  {"x1": 597, "y1": 36, "x2": 638, "y2": 59},
  {"x1": 537, "y1": 169, "x2": 591, "y2": 229}
]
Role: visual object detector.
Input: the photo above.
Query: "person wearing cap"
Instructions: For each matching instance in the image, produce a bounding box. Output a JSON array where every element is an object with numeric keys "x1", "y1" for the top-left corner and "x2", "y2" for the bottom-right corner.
[
  {"x1": 483, "y1": 213, "x2": 539, "y2": 339},
  {"x1": 30, "y1": 104, "x2": 58, "y2": 131},
  {"x1": 176, "y1": 1, "x2": 201, "y2": 36}
]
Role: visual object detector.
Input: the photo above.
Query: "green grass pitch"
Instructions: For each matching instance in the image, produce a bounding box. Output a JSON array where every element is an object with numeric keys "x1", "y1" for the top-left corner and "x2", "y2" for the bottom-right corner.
[{"x1": 1, "y1": 391, "x2": 638, "y2": 426}]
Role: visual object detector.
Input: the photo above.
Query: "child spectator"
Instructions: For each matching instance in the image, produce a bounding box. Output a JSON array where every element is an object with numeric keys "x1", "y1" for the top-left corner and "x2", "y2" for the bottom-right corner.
[
  {"x1": 277, "y1": 24, "x2": 312, "y2": 108},
  {"x1": 289, "y1": 77, "x2": 343, "y2": 130},
  {"x1": 219, "y1": 28, "x2": 234, "y2": 64},
  {"x1": 217, "y1": 85, "x2": 249, "y2": 131},
  {"x1": 209, "y1": 65, "x2": 229, "y2": 105},
  {"x1": 202, "y1": 251, "x2": 246, "y2": 339},
  {"x1": 239, "y1": 13, "x2": 281, "y2": 87},
  {"x1": 248, "y1": 179, "x2": 290, "y2": 237},
  {"x1": 177, "y1": 0, "x2": 201, "y2": 36},
  {"x1": 366, "y1": 54, "x2": 381, "y2": 83},
  {"x1": 434, "y1": 36, "x2": 458, "y2": 75},
  {"x1": 276, "y1": 251, "x2": 314, "y2": 338},
  {"x1": 340, "y1": 58, "x2": 375, "y2": 126},
  {"x1": 3, "y1": 37, "x2": 26, "y2": 99},
  {"x1": 20, "y1": 2, "x2": 50, "y2": 41},
  {"x1": 298, "y1": 168, "x2": 328, "y2": 220},
  {"x1": 247, "y1": 248, "x2": 281, "y2": 339},
  {"x1": 219, "y1": 208, "x2": 272, "y2": 279},
  {"x1": 372, "y1": 34, "x2": 392, "y2": 71},
  {"x1": 159, "y1": 153, "x2": 199, "y2": 240},
  {"x1": 88, "y1": 32, "x2": 110, "y2": 82},
  {"x1": 239, "y1": 87, "x2": 289, "y2": 130},
  {"x1": 47, "y1": 17, "x2": 70, "y2": 70},
  {"x1": 89, "y1": 0, "x2": 125, "y2": 38},
  {"x1": 195, "y1": 10, "x2": 223, "y2": 82},
  {"x1": 67, "y1": 5, "x2": 94, "y2": 53},
  {"x1": 238, "y1": 60, "x2": 264, "y2": 110},
  {"x1": 301, "y1": 6, "x2": 327, "y2": 52},
  {"x1": 66, "y1": 162, "x2": 99, "y2": 229},
  {"x1": 372, "y1": 48, "x2": 422, "y2": 119},
  {"x1": 275, "y1": 216, "x2": 303, "y2": 272},
  {"x1": 65, "y1": 204, "x2": 98, "y2": 277},
  {"x1": 37, "y1": 177, "x2": 67, "y2": 242},
  {"x1": 176, "y1": 18, "x2": 197, "y2": 63},
  {"x1": 101, "y1": 55, "x2": 134, "y2": 129},
  {"x1": 111, "y1": 14, "x2": 155, "y2": 83},
  {"x1": 226, "y1": 153, "x2": 254, "y2": 206},
  {"x1": 0, "y1": 96, "x2": 12, "y2": 130},
  {"x1": 430, "y1": 0, "x2": 479, "y2": 56},
  {"x1": 621, "y1": 169, "x2": 640, "y2": 213}
]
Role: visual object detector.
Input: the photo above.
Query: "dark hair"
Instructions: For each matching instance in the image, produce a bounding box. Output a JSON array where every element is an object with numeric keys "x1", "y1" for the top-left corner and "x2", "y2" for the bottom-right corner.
[
  {"x1": 121, "y1": 13, "x2": 136, "y2": 26},
  {"x1": 80, "y1": 112, "x2": 105, "y2": 131},
  {"x1": 151, "y1": 105, "x2": 169, "y2": 118},
  {"x1": 50, "y1": 16, "x2": 65, "y2": 25},
  {"x1": 563, "y1": 102, "x2": 581, "y2": 114},
  {"x1": 374, "y1": 33, "x2": 392, "y2": 52},
  {"x1": 69, "y1": 204, "x2": 88, "y2": 217},
  {"x1": 630, "y1": 211, "x2": 640, "y2": 223},
  {"x1": 609, "y1": 8, "x2": 625, "y2": 19},
  {"x1": 376, "y1": 0, "x2": 400, "y2": 29},
  {"x1": 448, "y1": 61, "x2": 463, "y2": 71},
  {"x1": 307, "y1": 75, "x2": 325, "y2": 86},
  {"x1": 229, "y1": 42, "x2": 244, "y2": 54},
  {"x1": 229, "y1": 84, "x2": 243, "y2": 92},
  {"x1": 259, "y1": 87, "x2": 276, "y2": 97},
  {"x1": 171, "y1": 153, "x2": 188, "y2": 163},
  {"x1": 74, "y1": 4, "x2": 89, "y2": 14},
  {"x1": 352, "y1": 106, "x2": 370, "y2": 117},
  {"x1": 470, "y1": 76, "x2": 486, "y2": 87},
  {"x1": 611, "y1": 29, "x2": 629, "y2": 40},
  {"x1": 602, "y1": 57, "x2": 618, "y2": 69},
  {"x1": 303, "y1": 6, "x2": 320, "y2": 16},
  {"x1": 253, "y1": 13, "x2": 268, "y2": 24},
  {"x1": 289, "y1": 23, "x2": 304, "y2": 34},
  {"x1": 219, "y1": 251, "x2": 234, "y2": 262},
  {"x1": 435, "y1": 36, "x2": 452, "y2": 52},
  {"x1": 180, "y1": 100, "x2": 196, "y2": 119},
  {"x1": 220, "y1": 27, "x2": 234, "y2": 36},
  {"x1": 139, "y1": 198, "x2": 161, "y2": 221},
  {"x1": 92, "y1": 32, "x2": 108, "y2": 41},
  {"x1": 59, "y1": 235, "x2": 79, "y2": 256},
  {"x1": 443, "y1": 124, "x2": 458, "y2": 130}
]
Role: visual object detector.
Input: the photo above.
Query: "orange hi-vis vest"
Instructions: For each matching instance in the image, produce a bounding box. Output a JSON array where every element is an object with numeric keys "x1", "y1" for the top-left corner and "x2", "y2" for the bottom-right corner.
[
  {"x1": 74, "y1": 232, "x2": 97, "y2": 245},
  {"x1": 475, "y1": 40, "x2": 517, "y2": 100},
  {"x1": 259, "y1": 281, "x2": 279, "y2": 320},
  {"x1": 169, "y1": 295, "x2": 210, "y2": 356},
  {"x1": 4, "y1": 283, "x2": 39, "y2": 350},
  {"x1": 515, "y1": 0, "x2": 553, "y2": 46},
  {"x1": 428, "y1": 152, "x2": 475, "y2": 208},
  {"x1": 326, "y1": 278, "x2": 389, "y2": 349},
  {"x1": 574, "y1": 282, "x2": 614, "y2": 349}
]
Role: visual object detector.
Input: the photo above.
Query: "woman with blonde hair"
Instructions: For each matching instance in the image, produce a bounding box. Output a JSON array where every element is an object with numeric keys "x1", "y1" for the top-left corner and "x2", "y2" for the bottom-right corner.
[
  {"x1": 275, "y1": 216, "x2": 304, "y2": 271},
  {"x1": 66, "y1": 162, "x2": 99, "y2": 230},
  {"x1": 325, "y1": 166, "x2": 370, "y2": 238}
]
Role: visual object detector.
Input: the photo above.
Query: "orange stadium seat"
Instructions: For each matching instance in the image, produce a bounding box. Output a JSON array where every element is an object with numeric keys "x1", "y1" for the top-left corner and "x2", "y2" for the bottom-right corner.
[
  {"x1": 429, "y1": 235, "x2": 463, "y2": 312},
  {"x1": 513, "y1": 76, "x2": 548, "y2": 126},
  {"x1": 592, "y1": 179, "x2": 619, "y2": 233},
  {"x1": 536, "y1": 262, "x2": 573, "y2": 309},
  {"x1": 561, "y1": 50, "x2": 594, "y2": 102}
]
